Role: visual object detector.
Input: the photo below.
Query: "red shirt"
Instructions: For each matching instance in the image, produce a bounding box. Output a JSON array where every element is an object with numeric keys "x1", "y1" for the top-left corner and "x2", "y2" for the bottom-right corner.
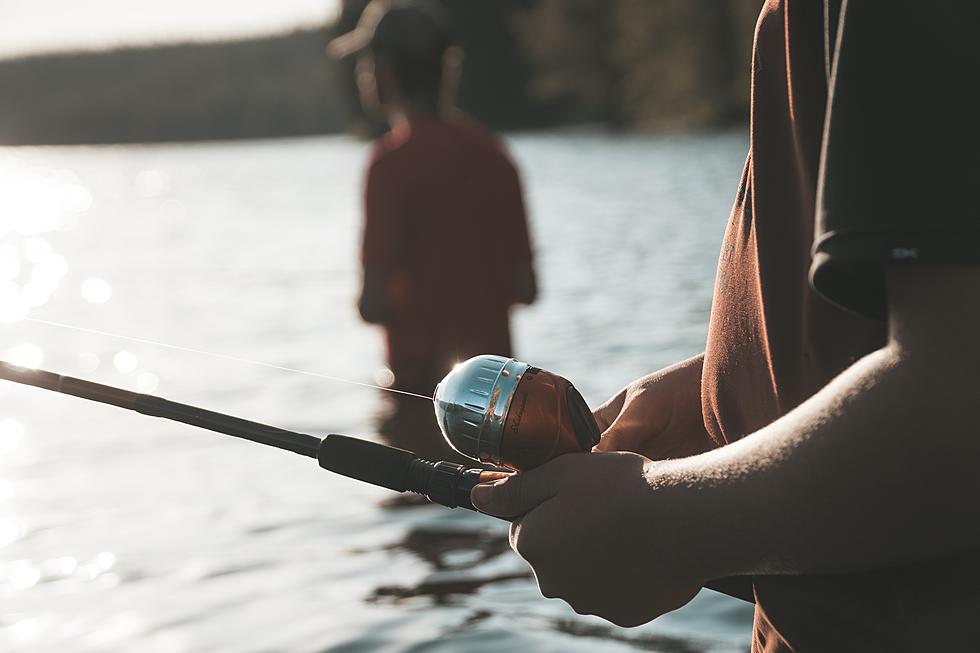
[
  {"x1": 703, "y1": 1, "x2": 980, "y2": 650},
  {"x1": 362, "y1": 113, "x2": 533, "y2": 392}
]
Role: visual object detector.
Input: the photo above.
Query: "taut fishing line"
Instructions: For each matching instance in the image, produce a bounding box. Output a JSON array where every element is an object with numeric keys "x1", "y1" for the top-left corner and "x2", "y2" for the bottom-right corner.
[{"x1": 19, "y1": 316, "x2": 433, "y2": 401}]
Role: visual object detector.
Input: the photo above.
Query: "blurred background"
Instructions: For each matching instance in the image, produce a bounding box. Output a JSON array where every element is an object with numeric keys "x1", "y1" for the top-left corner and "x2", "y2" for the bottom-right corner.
[{"x1": 2, "y1": 1, "x2": 757, "y2": 651}]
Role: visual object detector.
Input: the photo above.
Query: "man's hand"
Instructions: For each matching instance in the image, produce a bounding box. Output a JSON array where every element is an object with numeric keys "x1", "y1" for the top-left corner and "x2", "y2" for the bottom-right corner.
[
  {"x1": 471, "y1": 453, "x2": 703, "y2": 627},
  {"x1": 358, "y1": 265, "x2": 388, "y2": 325},
  {"x1": 593, "y1": 355, "x2": 717, "y2": 459},
  {"x1": 514, "y1": 261, "x2": 538, "y2": 306}
]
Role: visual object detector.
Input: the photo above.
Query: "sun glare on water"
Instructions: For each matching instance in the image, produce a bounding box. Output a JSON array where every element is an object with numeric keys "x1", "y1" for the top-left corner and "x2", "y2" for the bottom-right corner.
[
  {"x1": 6, "y1": 343, "x2": 43, "y2": 369},
  {"x1": 0, "y1": 159, "x2": 91, "y2": 238},
  {"x1": 0, "y1": 154, "x2": 94, "y2": 323},
  {"x1": 113, "y1": 350, "x2": 138, "y2": 374},
  {"x1": 0, "y1": 419, "x2": 25, "y2": 455},
  {"x1": 80, "y1": 277, "x2": 113, "y2": 304}
]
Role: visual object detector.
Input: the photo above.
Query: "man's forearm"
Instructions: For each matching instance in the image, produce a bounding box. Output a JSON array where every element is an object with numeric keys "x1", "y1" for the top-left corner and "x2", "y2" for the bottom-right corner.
[{"x1": 654, "y1": 338, "x2": 980, "y2": 582}]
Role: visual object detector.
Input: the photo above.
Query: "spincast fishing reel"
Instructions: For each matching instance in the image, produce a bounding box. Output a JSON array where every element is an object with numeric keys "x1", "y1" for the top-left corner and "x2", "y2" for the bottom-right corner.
[{"x1": 433, "y1": 355, "x2": 602, "y2": 471}]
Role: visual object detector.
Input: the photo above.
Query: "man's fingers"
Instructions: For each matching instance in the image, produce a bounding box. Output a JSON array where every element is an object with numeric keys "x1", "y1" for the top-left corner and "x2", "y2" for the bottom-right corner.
[
  {"x1": 592, "y1": 406, "x2": 615, "y2": 433},
  {"x1": 593, "y1": 420, "x2": 646, "y2": 453},
  {"x1": 471, "y1": 463, "x2": 562, "y2": 518},
  {"x1": 592, "y1": 390, "x2": 626, "y2": 432}
]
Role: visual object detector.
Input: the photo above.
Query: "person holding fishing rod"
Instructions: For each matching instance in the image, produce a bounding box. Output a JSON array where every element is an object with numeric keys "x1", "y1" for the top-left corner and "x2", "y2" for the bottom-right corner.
[
  {"x1": 467, "y1": 2, "x2": 980, "y2": 651},
  {"x1": 330, "y1": 0, "x2": 537, "y2": 398}
]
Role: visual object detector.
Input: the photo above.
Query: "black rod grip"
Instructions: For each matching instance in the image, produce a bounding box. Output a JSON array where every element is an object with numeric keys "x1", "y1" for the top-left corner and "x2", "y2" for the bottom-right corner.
[
  {"x1": 317, "y1": 434, "x2": 417, "y2": 493},
  {"x1": 317, "y1": 435, "x2": 487, "y2": 510}
]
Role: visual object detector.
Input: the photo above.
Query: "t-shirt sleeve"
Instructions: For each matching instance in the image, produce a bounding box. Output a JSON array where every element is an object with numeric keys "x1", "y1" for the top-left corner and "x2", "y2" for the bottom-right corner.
[
  {"x1": 811, "y1": 2, "x2": 980, "y2": 320},
  {"x1": 361, "y1": 151, "x2": 407, "y2": 270}
]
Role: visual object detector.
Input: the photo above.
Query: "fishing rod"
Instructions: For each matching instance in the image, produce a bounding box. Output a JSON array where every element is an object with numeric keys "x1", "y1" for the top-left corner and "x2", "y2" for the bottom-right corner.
[
  {"x1": 0, "y1": 360, "x2": 504, "y2": 511},
  {"x1": 0, "y1": 355, "x2": 753, "y2": 603}
]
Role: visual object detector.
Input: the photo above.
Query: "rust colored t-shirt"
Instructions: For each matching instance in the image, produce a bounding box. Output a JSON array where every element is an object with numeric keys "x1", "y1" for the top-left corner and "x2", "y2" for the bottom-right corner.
[
  {"x1": 362, "y1": 113, "x2": 533, "y2": 392},
  {"x1": 702, "y1": 1, "x2": 980, "y2": 650}
]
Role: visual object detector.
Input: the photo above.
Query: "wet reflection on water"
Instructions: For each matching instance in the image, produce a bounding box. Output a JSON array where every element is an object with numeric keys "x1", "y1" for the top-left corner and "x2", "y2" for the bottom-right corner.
[{"x1": 366, "y1": 526, "x2": 526, "y2": 606}]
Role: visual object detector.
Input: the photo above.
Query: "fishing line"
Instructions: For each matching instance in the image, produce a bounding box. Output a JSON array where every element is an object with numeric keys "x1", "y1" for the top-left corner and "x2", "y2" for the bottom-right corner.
[{"x1": 20, "y1": 316, "x2": 433, "y2": 401}]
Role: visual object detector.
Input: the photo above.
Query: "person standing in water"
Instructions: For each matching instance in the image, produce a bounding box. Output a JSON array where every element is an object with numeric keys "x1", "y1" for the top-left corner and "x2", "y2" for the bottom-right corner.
[{"x1": 330, "y1": 0, "x2": 537, "y2": 397}]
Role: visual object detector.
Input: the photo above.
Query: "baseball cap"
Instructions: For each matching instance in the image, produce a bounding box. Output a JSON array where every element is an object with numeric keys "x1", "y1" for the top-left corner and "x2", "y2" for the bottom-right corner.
[{"x1": 327, "y1": 0, "x2": 453, "y2": 60}]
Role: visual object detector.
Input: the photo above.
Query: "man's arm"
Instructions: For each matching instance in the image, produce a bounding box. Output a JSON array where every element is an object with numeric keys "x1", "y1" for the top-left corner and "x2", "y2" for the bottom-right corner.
[
  {"x1": 472, "y1": 264, "x2": 980, "y2": 625},
  {"x1": 358, "y1": 265, "x2": 388, "y2": 325},
  {"x1": 663, "y1": 264, "x2": 980, "y2": 579},
  {"x1": 514, "y1": 261, "x2": 538, "y2": 306},
  {"x1": 358, "y1": 154, "x2": 403, "y2": 326},
  {"x1": 498, "y1": 156, "x2": 538, "y2": 307}
]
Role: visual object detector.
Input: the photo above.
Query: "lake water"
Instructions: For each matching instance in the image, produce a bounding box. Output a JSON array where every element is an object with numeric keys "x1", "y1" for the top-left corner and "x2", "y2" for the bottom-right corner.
[{"x1": 0, "y1": 130, "x2": 754, "y2": 652}]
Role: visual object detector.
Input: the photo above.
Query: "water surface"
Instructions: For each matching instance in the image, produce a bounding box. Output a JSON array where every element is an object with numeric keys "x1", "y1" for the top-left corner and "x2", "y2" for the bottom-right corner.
[{"x1": 0, "y1": 130, "x2": 754, "y2": 652}]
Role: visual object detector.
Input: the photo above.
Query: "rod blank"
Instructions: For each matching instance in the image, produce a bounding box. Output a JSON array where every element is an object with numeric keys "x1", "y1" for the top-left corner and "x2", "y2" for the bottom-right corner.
[{"x1": 0, "y1": 361, "x2": 321, "y2": 458}]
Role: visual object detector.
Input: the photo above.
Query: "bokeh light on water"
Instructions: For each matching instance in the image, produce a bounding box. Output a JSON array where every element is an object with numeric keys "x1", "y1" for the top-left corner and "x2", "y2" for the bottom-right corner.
[
  {"x1": 77, "y1": 351, "x2": 101, "y2": 373},
  {"x1": 112, "y1": 350, "x2": 138, "y2": 374},
  {"x1": 0, "y1": 134, "x2": 754, "y2": 652},
  {"x1": 80, "y1": 277, "x2": 113, "y2": 305},
  {"x1": 0, "y1": 153, "x2": 93, "y2": 324},
  {"x1": 5, "y1": 344, "x2": 43, "y2": 369},
  {"x1": 136, "y1": 372, "x2": 160, "y2": 393},
  {"x1": 0, "y1": 157, "x2": 91, "y2": 237}
]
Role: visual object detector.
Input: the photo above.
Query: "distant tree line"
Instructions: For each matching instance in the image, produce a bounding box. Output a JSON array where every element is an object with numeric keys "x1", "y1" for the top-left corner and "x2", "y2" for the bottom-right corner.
[
  {"x1": 513, "y1": 0, "x2": 760, "y2": 130},
  {"x1": 0, "y1": 0, "x2": 761, "y2": 145},
  {"x1": 0, "y1": 29, "x2": 347, "y2": 145}
]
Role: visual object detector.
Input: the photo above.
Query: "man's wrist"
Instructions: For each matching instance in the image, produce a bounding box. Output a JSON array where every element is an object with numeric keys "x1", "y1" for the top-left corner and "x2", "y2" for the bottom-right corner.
[
  {"x1": 641, "y1": 455, "x2": 756, "y2": 584},
  {"x1": 640, "y1": 459, "x2": 712, "y2": 583}
]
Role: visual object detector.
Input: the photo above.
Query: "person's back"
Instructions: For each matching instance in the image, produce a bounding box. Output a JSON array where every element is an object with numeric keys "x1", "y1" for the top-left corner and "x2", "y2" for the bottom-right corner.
[
  {"x1": 364, "y1": 112, "x2": 533, "y2": 391},
  {"x1": 330, "y1": 0, "x2": 536, "y2": 394}
]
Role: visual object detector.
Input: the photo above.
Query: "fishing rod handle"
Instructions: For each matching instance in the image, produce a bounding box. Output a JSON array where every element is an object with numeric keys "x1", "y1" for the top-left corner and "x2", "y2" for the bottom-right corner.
[{"x1": 317, "y1": 434, "x2": 506, "y2": 511}]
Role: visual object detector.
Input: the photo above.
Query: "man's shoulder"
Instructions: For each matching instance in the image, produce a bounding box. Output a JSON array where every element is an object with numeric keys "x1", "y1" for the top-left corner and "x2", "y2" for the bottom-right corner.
[
  {"x1": 369, "y1": 113, "x2": 516, "y2": 175},
  {"x1": 366, "y1": 131, "x2": 412, "y2": 182},
  {"x1": 446, "y1": 113, "x2": 512, "y2": 160}
]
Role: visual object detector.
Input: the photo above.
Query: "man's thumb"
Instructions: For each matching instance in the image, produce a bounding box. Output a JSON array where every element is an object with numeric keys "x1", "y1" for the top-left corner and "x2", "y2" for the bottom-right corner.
[
  {"x1": 470, "y1": 468, "x2": 557, "y2": 518},
  {"x1": 593, "y1": 421, "x2": 639, "y2": 452}
]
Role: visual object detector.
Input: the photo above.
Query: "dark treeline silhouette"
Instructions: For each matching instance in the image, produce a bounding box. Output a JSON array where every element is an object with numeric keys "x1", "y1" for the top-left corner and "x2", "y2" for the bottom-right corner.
[
  {"x1": 514, "y1": 0, "x2": 760, "y2": 130},
  {"x1": 0, "y1": 29, "x2": 347, "y2": 145},
  {"x1": 0, "y1": 0, "x2": 760, "y2": 145}
]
